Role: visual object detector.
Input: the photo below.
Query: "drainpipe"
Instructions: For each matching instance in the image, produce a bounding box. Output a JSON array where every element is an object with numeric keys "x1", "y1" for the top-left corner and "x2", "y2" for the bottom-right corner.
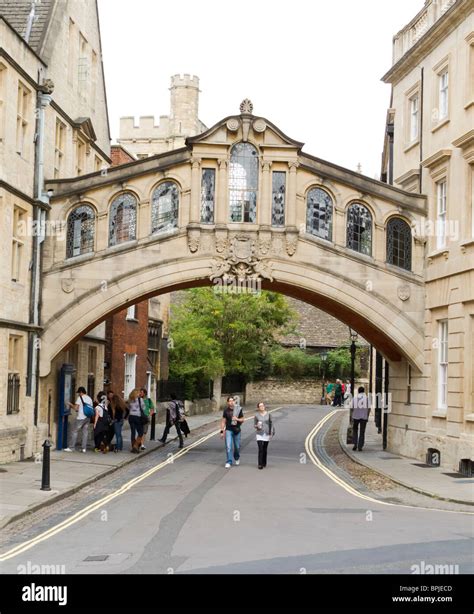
[{"x1": 29, "y1": 79, "x2": 53, "y2": 427}]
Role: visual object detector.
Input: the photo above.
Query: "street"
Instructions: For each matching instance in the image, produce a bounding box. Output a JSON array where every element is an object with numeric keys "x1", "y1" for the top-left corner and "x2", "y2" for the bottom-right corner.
[{"x1": 1, "y1": 405, "x2": 472, "y2": 574}]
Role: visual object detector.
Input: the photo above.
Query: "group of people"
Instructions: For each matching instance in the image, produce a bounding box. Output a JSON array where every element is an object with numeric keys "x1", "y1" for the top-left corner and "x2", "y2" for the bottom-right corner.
[
  {"x1": 64, "y1": 386, "x2": 157, "y2": 454},
  {"x1": 323, "y1": 378, "x2": 351, "y2": 407}
]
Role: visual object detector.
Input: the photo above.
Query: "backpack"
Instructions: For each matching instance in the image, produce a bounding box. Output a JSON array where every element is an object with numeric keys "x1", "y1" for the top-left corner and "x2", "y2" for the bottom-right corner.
[
  {"x1": 170, "y1": 400, "x2": 185, "y2": 423},
  {"x1": 80, "y1": 396, "x2": 95, "y2": 419}
]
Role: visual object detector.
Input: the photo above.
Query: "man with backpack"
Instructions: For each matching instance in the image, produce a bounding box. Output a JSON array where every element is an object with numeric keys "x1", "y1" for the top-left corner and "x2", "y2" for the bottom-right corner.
[
  {"x1": 158, "y1": 393, "x2": 184, "y2": 449},
  {"x1": 64, "y1": 386, "x2": 93, "y2": 453}
]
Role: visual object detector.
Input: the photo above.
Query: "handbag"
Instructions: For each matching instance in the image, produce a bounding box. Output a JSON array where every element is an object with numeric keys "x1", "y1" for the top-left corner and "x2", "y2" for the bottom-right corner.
[{"x1": 80, "y1": 396, "x2": 95, "y2": 419}]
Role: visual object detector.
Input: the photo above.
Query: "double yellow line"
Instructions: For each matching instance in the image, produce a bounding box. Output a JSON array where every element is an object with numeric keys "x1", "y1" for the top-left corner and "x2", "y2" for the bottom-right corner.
[
  {"x1": 1, "y1": 407, "x2": 471, "y2": 562},
  {"x1": 304, "y1": 408, "x2": 474, "y2": 515}
]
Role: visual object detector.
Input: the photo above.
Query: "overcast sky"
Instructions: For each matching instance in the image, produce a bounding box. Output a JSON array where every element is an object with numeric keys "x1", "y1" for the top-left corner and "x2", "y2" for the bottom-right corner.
[{"x1": 98, "y1": 0, "x2": 420, "y2": 179}]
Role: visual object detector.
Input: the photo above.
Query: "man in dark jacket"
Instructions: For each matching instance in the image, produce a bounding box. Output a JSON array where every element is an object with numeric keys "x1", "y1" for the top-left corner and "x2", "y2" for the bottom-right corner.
[{"x1": 158, "y1": 393, "x2": 184, "y2": 448}]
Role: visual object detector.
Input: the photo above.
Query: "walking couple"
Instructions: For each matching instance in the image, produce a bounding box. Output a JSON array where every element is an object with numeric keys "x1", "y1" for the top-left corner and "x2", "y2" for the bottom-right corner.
[{"x1": 220, "y1": 396, "x2": 275, "y2": 469}]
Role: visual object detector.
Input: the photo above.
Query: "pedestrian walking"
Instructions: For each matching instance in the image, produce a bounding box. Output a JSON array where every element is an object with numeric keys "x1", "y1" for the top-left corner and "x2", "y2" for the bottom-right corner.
[
  {"x1": 64, "y1": 386, "x2": 93, "y2": 453},
  {"x1": 220, "y1": 396, "x2": 244, "y2": 468},
  {"x1": 343, "y1": 379, "x2": 352, "y2": 408},
  {"x1": 325, "y1": 381, "x2": 334, "y2": 406},
  {"x1": 158, "y1": 393, "x2": 184, "y2": 449},
  {"x1": 139, "y1": 388, "x2": 155, "y2": 450},
  {"x1": 333, "y1": 379, "x2": 343, "y2": 407},
  {"x1": 108, "y1": 391, "x2": 126, "y2": 452},
  {"x1": 93, "y1": 392, "x2": 111, "y2": 453},
  {"x1": 351, "y1": 386, "x2": 371, "y2": 451},
  {"x1": 127, "y1": 388, "x2": 145, "y2": 453},
  {"x1": 254, "y1": 402, "x2": 275, "y2": 469}
]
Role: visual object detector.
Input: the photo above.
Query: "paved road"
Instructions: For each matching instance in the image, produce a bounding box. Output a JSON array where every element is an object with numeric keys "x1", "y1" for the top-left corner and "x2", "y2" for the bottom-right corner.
[{"x1": 1, "y1": 405, "x2": 473, "y2": 574}]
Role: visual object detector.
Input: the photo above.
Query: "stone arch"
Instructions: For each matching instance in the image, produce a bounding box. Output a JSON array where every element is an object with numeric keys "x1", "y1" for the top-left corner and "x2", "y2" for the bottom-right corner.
[{"x1": 39, "y1": 252, "x2": 424, "y2": 377}]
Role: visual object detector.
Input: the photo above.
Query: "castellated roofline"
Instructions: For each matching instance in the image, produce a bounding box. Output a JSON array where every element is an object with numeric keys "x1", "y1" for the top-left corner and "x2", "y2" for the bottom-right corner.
[{"x1": 170, "y1": 73, "x2": 200, "y2": 88}]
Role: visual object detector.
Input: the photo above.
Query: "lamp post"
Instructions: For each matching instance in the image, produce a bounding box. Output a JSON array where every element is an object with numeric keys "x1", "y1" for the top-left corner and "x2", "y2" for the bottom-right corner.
[
  {"x1": 320, "y1": 351, "x2": 328, "y2": 404},
  {"x1": 346, "y1": 328, "x2": 358, "y2": 443}
]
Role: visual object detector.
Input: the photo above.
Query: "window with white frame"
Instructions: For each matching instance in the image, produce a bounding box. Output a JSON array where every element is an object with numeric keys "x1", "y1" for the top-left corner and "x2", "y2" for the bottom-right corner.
[
  {"x1": 124, "y1": 353, "x2": 136, "y2": 399},
  {"x1": 54, "y1": 119, "x2": 66, "y2": 179},
  {"x1": 438, "y1": 69, "x2": 449, "y2": 120},
  {"x1": 16, "y1": 81, "x2": 30, "y2": 157},
  {"x1": 409, "y1": 94, "x2": 419, "y2": 141},
  {"x1": 126, "y1": 305, "x2": 137, "y2": 320},
  {"x1": 11, "y1": 206, "x2": 26, "y2": 282},
  {"x1": 438, "y1": 320, "x2": 448, "y2": 411},
  {"x1": 436, "y1": 179, "x2": 447, "y2": 248}
]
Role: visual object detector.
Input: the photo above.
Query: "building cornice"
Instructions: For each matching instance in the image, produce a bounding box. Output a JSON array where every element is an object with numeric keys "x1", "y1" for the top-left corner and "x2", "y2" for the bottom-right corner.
[
  {"x1": 421, "y1": 149, "x2": 452, "y2": 170},
  {"x1": 0, "y1": 319, "x2": 43, "y2": 333},
  {"x1": 0, "y1": 181, "x2": 51, "y2": 210},
  {"x1": 382, "y1": 0, "x2": 471, "y2": 85}
]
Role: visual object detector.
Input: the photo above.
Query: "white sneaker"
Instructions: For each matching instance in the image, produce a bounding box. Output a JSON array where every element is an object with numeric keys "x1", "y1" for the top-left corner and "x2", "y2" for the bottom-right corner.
[
  {"x1": 140, "y1": 445, "x2": 146, "y2": 450},
  {"x1": 225, "y1": 463, "x2": 231, "y2": 468},
  {"x1": 82, "y1": 449, "x2": 86, "y2": 453},
  {"x1": 235, "y1": 460, "x2": 240, "y2": 466},
  {"x1": 63, "y1": 448, "x2": 73, "y2": 452}
]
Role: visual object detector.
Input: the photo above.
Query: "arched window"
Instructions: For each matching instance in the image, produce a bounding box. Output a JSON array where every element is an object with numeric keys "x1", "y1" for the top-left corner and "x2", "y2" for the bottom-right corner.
[
  {"x1": 151, "y1": 182, "x2": 179, "y2": 234},
  {"x1": 386, "y1": 217, "x2": 412, "y2": 271},
  {"x1": 346, "y1": 203, "x2": 372, "y2": 256},
  {"x1": 229, "y1": 142, "x2": 258, "y2": 223},
  {"x1": 306, "y1": 187, "x2": 333, "y2": 241},
  {"x1": 109, "y1": 192, "x2": 137, "y2": 246},
  {"x1": 66, "y1": 205, "x2": 95, "y2": 258}
]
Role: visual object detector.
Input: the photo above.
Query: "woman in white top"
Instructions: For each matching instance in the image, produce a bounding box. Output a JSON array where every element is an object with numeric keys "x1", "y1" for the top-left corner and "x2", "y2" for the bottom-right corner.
[{"x1": 254, "y1": 402, "x2": 275, "y2": 470}]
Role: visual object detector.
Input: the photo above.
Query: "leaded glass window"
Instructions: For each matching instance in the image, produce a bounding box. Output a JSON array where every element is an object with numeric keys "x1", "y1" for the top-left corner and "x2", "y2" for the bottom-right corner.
[
  {"x1": 201, "y1": 169, "x2": 215, "y2": 223},
  {"x1": 386, "y1": 218, "x2": 412, "y2": 271},
  {"x1": 347, "y1": 203, "x2": 372, "y2": 256},
  {"x1": 66, "y1": 204, "x2": 95, "y2": 258},
  {"x1": 109, "y1": 192, "x2": 137, "y2": 246},
  {"x1": 306, "y1": 188, "x2": 333, "y2": 240},
  {"x1": 272, "y1": 172, "x2": 286, "y2": 227},
  {"x1": 151, "y1": 181, "x2": 179, "y2": 234},
  {"x1": 229, "y1": 142, "x2": 258, "y2": 223}
]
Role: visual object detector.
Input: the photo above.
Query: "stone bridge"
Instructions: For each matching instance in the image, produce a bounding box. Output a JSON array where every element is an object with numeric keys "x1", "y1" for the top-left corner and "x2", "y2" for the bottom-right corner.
[{"x1": 42, "y1": 102, "x2": 427, "y2": 377}]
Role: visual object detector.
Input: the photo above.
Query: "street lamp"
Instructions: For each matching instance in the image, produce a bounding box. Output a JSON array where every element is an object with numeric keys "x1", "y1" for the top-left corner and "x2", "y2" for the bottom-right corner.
[
  {"x1": 346, "y1": 328, "x2": 358, "y2": 443},
  {"x1": 320, "y1": 350, "x2": 328, "y2": 404}
]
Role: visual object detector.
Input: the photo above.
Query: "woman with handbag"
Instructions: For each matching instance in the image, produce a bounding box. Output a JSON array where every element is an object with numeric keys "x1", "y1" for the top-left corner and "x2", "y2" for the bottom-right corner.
[
  {"x1": 93, "y1": 392, "x2": 111, "y2": 453},
  {"x1": 127, "y1": 388, "x2": 146, "y2": 453},
  {"x1": 254, "y1": 402, "x2": 275, "y2": 469}
]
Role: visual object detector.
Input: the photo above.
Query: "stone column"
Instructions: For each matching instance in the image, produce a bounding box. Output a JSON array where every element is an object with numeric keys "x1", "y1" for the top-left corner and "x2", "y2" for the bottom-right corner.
[
  {"x1": 190, "y1": 157, "x2": 201, "y2": 224},
  {"x1": 216, "y1": 159, "x2": 228, "y2": 226},
  {"x1": 286, "y1": 161, "x2": 299, "y2": 229},
  {"x1": 259, "y1": 159, "x2": 272, "y2": 227}
]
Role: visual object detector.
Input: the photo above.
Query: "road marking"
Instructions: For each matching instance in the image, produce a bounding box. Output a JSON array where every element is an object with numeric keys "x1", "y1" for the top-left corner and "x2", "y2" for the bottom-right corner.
[
  {"x1": 0, "y1": 407, "x2": 284, "y2": 562},
  {"x1": 305, "y1": 409, "x2": 474, "y2": 516}
]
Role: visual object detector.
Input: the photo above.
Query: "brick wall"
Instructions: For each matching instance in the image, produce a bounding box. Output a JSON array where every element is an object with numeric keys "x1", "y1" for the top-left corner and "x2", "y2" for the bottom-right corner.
[
  {"x1": 110, "y1": 145, "x2": 135, "y2": 166},
  {"x1": 104, "y1": 301, "x2": 149, "y2": 398}
]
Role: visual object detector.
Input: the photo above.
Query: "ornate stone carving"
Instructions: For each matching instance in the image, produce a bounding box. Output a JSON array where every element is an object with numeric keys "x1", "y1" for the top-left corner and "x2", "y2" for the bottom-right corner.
[
  {"x1": 258, "y1": 236, "x2": 272, "y2": 255},
  {"x1": 215, "y1": 236, "x2": 228, "y2": 254},
  {"x1": 253, "y1": 118, "x2": 266, "y2": 133},
  {"x1": 209, "y1": 233, "x2": 273, "y2": 282},
  {"x1": 226, "y1": 118, "x2": 240, "y2": 132},
  {"x1": 285, "y1": 233, "x2": 299, "y2": 256},
  {"x1": 61, "y1": 278, "x2": 74, "y2": 293},
  {"x1": 240, "y1": 98, "x2": 254, "y2": 114},
  {"x1": 187, "y1": 229, "x2": 200, "y2": 253},
  {"x1": 397, "y1": 284, "x2": 411, "y2": 301}
]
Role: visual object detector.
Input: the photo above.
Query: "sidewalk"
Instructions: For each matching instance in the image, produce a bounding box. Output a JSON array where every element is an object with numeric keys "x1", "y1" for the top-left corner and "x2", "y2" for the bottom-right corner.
[
  {"x1": 339, "y1": 411, "x2": 474, "y2": 505},
  {"x1": 0, "y1": 411, "x2": 221, "y2": 529}
]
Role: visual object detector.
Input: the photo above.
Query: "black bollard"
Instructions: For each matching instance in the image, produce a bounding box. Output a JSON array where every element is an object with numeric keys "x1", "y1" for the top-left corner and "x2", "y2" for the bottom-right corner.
[
  {"x1": 41, "y1": 440, "x2": 51, "y2": 491},
  {"x1": 150, "y1": 413, "x2": 156, "y2": 441}
]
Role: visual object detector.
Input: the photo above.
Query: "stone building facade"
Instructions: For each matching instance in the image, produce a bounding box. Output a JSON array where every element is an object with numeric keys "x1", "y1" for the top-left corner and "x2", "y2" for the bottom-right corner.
[
  {"x1": 0, "y1": 0, "x2": 111, "y2": 462},
  {"x1": 381, "y1": 0, "x2": 473, "y2": 467}
]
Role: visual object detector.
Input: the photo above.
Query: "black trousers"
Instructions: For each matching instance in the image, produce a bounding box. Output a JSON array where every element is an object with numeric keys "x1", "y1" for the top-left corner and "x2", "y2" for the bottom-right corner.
[
  {"x1": 161, "y1": 421, "x2": 183, "y2": 447},
  {"x1": 257, "y1": 440, "x2": 269, "y2": 467},
  {"x1": 352, "y1": 419, "x2": 368, "y2": 450}
]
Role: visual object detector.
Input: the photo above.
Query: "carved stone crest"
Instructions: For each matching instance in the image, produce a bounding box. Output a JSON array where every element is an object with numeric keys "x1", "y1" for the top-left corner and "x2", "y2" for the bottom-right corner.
[
  {"x1": 397, "y1": 284, "x2": 411, "y2": 301},
  {"x1": 240, "y1": 98, "x2": 253, "y2": 114},
  {"x1": 210, "y1": 233, "x2": 273, "y2": 282},
  {"x1": 61, "y1": 278, "x2": 74, "y2": 293},
  {"x1": 226, "y1": 118, "x2": 240, "y2": 132},
  {"x1": 187, "y1": 229, "x2": 200, "y2": 253},
  {"x1": 253, "y1": 118, "x2": 266, "y2": 133},
  {"x1": 285, "y1": 233, "x2": 299, "y2": 256}
]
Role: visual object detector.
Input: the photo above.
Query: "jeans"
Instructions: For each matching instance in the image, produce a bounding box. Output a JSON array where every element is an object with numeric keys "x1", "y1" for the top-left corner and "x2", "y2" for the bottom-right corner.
[
  {"x1": 333, "y1": 393, "x2": 343, "y2": 407},
  {"x1": 160, "y1": 421, "x2": 183, "y2": 447},
  {"x1": 129, "y1": 415, "x2": 144, "y2": 447},
  {"x1": 114, "y1": 420, "x2": 124, "y2": 450},
  {"x1": 69, "y1": 417, "x2": 90, "y2": 450},
  {"x1": 225, "y1": 430, "x2": 241, "y2": 465},
  {"x1": 257, "y1": 440, "x2": 269, "y2": 467},
  {"x1": 352, "y1": 419, "x2": 368, "y2": 450}
]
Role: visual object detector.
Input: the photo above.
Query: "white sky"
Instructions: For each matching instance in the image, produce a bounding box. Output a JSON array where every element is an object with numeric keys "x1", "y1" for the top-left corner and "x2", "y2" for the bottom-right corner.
[{"x1": 98, "y1": 0, "x2": 421, "y2": 179}]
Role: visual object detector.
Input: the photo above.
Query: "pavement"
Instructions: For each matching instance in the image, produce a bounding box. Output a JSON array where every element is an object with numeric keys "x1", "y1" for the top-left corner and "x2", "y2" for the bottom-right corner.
[
  {"x1": 1, "y1": 404, "x2": 472, "y2": 576},
  {"x1": 339, "y1": 410, "x2": 474, "y2": 506},
  {"x1": 0, "y1": 411, "x2": 222, "y2": 529}
]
